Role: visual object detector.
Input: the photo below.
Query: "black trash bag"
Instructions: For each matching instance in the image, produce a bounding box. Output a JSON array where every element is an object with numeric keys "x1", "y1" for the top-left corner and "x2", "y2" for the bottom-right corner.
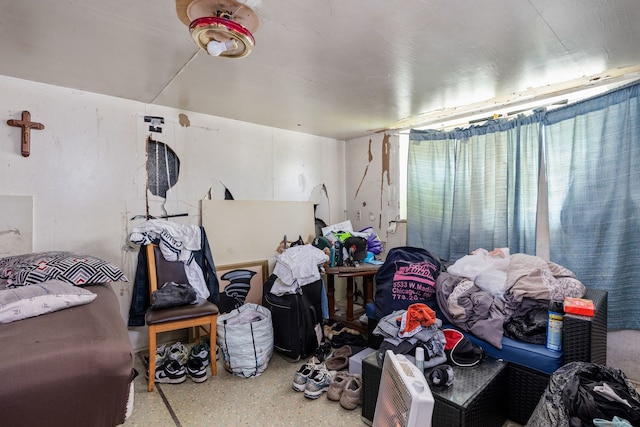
[
  {"x1": 562, "y1": 366, "x2": 640, "y2": 426},
  {"x1": 527, "y1": 362, "x2": 640, "y2": 427},
  {"x1": 151, "y1": 281, "x2": 197, "y2": 309}
]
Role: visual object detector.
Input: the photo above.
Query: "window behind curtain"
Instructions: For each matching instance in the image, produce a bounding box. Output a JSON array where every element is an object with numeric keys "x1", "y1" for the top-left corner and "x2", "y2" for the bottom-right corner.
[
  {"x1": 407, "y1": 114, "x2": 541, "y2": 262},
  {"x1": 406, "y1": 80, "x2": 640, "y2": 330}
]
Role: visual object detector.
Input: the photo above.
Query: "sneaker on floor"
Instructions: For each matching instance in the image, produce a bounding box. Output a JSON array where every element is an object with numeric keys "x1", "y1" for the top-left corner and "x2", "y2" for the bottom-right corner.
[
  {"x1": 331, "y1": 331, "x2": 367, "y2": 349},
  {"x1": 190, "y1": 341, "x2": 211, "y2": 367},
  {"x1": 292, "y1": 362, "x2": 320, "y2": 392},
  {"x1": 309, "y1": 342, "x2": 332, "y2": 364},
  {"x1": 144, "y1": 344, "x2": 169, "y2": 368},
  {"x1": 168, "y1": 342, "x2": 189, "y2": 365},
  {"x1": 155, "y1": 344, "x2": 169, "y2": 367},
  {"x1": 327, "y1": 371, "x2": 350, "y2": 401},
  {"x1": 304, "y1": 366, "x2": 333, "y2": 399},
  {"x1": 154, "y1": 359, "x2": 187, "y2": 384},
  {"x1": 339, "y1": 374, "x2": 363, "y2": 409},
  {"x1": 186, "y1": 357, "x2": 208, "y2": 383}
]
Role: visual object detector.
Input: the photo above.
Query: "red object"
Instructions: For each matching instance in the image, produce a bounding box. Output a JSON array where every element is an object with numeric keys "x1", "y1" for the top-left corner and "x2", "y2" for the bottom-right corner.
[
  {"x1": 564, "y1": 297, "x2": 595, "y2": 317},
  {"x1": 189, "y1": 16, "x2": 255, "y2": 44},
  {"x1": 443, "y1": 328, "x2": 464, "y2": 351}
]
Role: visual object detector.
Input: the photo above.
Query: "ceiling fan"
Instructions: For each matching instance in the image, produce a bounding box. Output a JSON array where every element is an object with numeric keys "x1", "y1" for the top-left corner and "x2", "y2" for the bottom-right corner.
[{"x1": 176, "y1": 0, "x2": 259, "y2": 58}]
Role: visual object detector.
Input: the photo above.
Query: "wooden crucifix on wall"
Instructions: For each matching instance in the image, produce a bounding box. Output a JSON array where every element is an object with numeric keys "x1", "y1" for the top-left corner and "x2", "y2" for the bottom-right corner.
[{"x1": 6, "y1": 111, "x2": 45, "y2": 157}]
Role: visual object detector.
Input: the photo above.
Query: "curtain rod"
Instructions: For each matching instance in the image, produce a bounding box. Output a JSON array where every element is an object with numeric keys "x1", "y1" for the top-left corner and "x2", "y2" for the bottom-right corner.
[{"x1": 387, "y1": 66, "x2": 640, "y2": 133}]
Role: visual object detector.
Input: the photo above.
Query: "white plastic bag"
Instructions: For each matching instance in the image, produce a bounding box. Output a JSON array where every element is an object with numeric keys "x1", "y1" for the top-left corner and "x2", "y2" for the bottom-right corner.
[{"x1": 217, "y1": 303, "x2": 274, "y2": 378}]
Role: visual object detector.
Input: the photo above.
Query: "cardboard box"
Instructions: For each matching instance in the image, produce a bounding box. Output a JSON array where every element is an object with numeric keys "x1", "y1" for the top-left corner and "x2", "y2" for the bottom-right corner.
[
  {"x1": 564, "y1": 297, "x2": 595, "y2": 317},
  {"x1": 349, "y1": 347, "x2": 376, "y2": 376}
]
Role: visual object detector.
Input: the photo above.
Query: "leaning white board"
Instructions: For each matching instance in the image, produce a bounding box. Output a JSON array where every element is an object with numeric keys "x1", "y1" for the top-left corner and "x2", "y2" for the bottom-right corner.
[
  {"x1": 202, "y1": 200, "x2": 316, "y2": 267},
  {"x1": 0, "y1": 195, "x2": 33, "y2": 257}
]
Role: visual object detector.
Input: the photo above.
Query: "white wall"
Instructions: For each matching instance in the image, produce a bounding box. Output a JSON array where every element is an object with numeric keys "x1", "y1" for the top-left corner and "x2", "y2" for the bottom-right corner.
[
  {"x1": 343, "y1": 132, "x2": 405, "y2": 250},
  {"x1": 0, "y1": 75, "x2": 346, "y2": 351}
]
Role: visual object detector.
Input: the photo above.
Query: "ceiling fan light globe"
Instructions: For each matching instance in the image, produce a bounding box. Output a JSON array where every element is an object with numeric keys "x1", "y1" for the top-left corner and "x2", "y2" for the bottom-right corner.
[{"x1": 206, "y1": 40, "x2": 226, "y2": 56}]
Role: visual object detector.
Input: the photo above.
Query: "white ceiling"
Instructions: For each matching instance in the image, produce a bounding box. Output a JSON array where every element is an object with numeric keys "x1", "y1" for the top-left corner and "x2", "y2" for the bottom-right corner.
[{"x1": 1, "y1": 0, "x2": 639, "y2": 141}]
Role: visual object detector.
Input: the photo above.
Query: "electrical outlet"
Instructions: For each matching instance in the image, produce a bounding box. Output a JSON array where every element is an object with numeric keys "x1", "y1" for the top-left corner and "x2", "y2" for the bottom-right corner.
[{"x1": 356, "y1": 210, "x2": 361, "y2": 220}]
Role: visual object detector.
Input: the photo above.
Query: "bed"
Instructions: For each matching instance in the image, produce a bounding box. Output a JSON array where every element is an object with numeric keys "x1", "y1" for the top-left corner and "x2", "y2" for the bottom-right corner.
[{"x1": 0, "y1": 252, "x2": 135, "y2": 427}]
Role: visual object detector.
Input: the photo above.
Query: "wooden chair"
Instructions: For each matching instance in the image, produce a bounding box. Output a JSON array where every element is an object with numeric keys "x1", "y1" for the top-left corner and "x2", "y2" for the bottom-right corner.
[{"x1": 145, "y1": 243, "x2": 219, "y2": 391}]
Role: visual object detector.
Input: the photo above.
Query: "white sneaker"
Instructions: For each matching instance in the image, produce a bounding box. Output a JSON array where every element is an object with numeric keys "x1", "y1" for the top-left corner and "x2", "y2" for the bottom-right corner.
[
  {"x1": 292, "y1": 362, "x2": 320, "y2": 392},
  {"x1": 153, "y1": 359, "x2": 187, "y2": 384},
  {"x1": 168, "y1": 342, "x2": 189, "y2": 365},
  {"x1": 304, "y1": 366, "x2": 333, "y2": 399}
]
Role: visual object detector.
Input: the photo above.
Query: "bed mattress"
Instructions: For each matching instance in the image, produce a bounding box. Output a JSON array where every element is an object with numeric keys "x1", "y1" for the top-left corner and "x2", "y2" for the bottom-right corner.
[{"x1": 0, "y1": 283, "x2": 134, "y2": 427}]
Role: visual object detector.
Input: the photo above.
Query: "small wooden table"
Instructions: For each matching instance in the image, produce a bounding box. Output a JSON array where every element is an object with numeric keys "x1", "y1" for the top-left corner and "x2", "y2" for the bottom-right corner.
[{"x1": 324, "y1": 263, "x2": 380, "y2": 332}]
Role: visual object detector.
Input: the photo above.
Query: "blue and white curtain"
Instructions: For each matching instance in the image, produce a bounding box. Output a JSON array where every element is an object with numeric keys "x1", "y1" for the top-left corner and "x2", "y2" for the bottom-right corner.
[
  {"x1": 407, "y1": 80, "x2": 640, "y2": 330},
  {"x1": 544, "y1": 83, "x2": 640, "y2": 330},
  {"x1": 408, "y1": 112, "x2": 542, "y2": 262}
]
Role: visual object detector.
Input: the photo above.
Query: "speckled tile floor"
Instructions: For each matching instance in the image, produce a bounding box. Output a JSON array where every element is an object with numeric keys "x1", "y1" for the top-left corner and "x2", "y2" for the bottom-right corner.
[{"x1": 123, "y1": 348, "x2": 524, "y2": 427}]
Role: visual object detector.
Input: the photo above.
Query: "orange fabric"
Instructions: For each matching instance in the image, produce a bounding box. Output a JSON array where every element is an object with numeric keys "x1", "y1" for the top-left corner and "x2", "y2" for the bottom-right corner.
[{"x1": 397, "y1": 303, "x2": 436, "y2": 336}]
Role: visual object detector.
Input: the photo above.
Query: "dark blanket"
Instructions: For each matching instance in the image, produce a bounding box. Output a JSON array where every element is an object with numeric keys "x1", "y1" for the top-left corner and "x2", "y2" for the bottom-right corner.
[{"x1": 0, "y1": 284, "x2": 134, "y2": 427}]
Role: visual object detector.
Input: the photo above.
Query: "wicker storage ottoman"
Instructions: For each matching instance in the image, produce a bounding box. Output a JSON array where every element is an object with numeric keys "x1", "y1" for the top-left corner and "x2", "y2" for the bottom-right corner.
[{"x1": 362, "y1": 352, "x2": 508, "y2": 427}]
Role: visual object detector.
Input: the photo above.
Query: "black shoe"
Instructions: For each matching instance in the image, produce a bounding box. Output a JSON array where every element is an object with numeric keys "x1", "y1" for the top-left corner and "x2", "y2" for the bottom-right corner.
[
  {"x1": 332, "y1": 331, "x2": 367, "y2": 349},
  {"x1": 152, "y1": 359, "x2": 187, "y2": 384},
  {"x1": 310, "y1": 342, "x2": 332, "y2": 363},
  {"x1": 186, "y1": 358, "x2": 208, "y2": 383}
]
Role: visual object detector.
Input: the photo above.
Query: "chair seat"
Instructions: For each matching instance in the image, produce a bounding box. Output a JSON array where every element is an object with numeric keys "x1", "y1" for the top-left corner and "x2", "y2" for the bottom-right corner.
[{"x1": 146, "y1": 298, "x2": 219, "y2": 324}]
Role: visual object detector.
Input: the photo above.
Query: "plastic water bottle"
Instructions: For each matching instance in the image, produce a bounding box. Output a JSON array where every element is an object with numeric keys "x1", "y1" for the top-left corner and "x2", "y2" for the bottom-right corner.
[
  {"x1": 334, "y1": 240, "x2": 344, "y2": 266},
  {"x1": 329, "y1": 245, "x2": 335, "y2": 268},
  {"x1": 546, "y1": 300, "x2": 564, "y2": 351},
  {"x1": 415, "y1": 347, "x2": 425, "y2": 373}
]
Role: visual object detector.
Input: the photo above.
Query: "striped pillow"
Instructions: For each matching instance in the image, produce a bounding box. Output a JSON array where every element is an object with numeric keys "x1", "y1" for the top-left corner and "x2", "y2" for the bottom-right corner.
[{"x1": 0, "y1": 251, "x2": 127, "y2": 286}]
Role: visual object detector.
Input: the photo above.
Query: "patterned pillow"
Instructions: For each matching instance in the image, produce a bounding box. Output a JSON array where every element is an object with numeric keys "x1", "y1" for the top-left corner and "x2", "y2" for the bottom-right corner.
[
  {"x1": 0, "y1": 279, "x2": 97, "y2": 323},
  {"x1": 0, "y1": 251, "x2": 128, "y2": 286}
]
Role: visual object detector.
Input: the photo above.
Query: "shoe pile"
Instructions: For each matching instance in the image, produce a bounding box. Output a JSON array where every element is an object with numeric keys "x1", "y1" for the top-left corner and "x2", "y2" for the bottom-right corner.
[
  {"x1": 152, "y1": 341, "x2": 211, "y2": 384},
  {"x1": 292, "y1": 335, "x2": 367, "y2": 403},
  {"x1": 322, "y1": 343, "x2": 364, "y2": 410},
  {"x1": 322, "y1": 319, "x2": 367, "y2": 349}
]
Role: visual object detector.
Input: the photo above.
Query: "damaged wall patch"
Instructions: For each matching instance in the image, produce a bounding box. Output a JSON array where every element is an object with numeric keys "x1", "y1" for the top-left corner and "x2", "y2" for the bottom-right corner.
[{"x1": 147, "y1": 136, "x2": 180, "y2": 198}]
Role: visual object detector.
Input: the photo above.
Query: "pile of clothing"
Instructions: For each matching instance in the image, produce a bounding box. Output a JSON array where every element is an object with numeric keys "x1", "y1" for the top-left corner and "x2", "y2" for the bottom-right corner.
[
  {"x1": 270, "y1": 244, "x2": 328, "y2": 296},
  {"x1": 372, "y1": 303, "x2": 447, "y2": 369},
  {"x1": 436, "y1": 249, "x2": 586, "y2": 348}
]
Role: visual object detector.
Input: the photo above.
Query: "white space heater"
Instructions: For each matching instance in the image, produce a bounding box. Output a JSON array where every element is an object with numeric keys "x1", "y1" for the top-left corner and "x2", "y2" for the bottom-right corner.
[{"x1": 373, "y1": 350, "x2": 435, "y2": 427}]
